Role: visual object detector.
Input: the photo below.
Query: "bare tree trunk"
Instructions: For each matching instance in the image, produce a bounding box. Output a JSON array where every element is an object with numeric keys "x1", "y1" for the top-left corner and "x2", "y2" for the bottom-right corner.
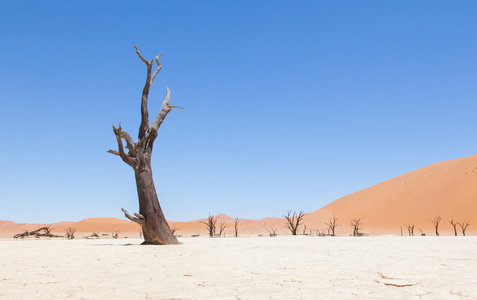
[
  {"x1": 458, "y1": 221, "x2": 470, "y2": 236},
  {"x1": 432, "y1": 216, "x2": 441, "y2": 236},
  {"x1": 325, "y1": 214, "x2": 339, "y2": 236},
  {"x1": 449, "y1": 219, "x2": 458, "y2": 236},
  {"x1": 200, "y1": 214, "x2": 218, "y2": 238},
  {"x1": 109, "y1": 46, "x2": 182, "y2": 245},
  {"x1": 234, "y1": 218, "x2": 240, "y2": 238}
]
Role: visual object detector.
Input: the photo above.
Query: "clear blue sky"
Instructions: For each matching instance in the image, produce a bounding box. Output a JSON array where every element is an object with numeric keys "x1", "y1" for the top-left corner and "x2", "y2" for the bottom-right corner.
[{"x1": 1, "y1": 1, "x2": 476, "y2": 223}]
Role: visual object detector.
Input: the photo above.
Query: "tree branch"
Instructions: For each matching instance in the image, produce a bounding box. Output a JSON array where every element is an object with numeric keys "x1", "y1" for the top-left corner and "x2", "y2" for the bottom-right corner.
[
  {"x1": 120, "y1": 130, "x2": 136, "y2": 156},
  {"x1": 110, "y1": 124, "x2": 136, "y2": 167},
  {"x1": 144, "y1": 88, "x2": 183, "y2": 151},
  {"x1": 150, "y1": 53, "x2": 162, "y2": 85},
  {"x1": 122, "y1": 208, "x2": 145, "y2": 226},
  {"x1": 135, "y1": 45, "x2": 153, "y2": 141},
  {"x1": 134, "y1": 45, "x2": 150, "y2": 65}
]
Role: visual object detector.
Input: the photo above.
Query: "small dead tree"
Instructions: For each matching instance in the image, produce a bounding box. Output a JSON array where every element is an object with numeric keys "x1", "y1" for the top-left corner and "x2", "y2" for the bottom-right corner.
[
  {"x1": 449, "y1": 219, "x2": 458, "y2": 236},
  {"x1": 325, "y1": 214, "x2": 340, "y2": 236},
  {"x1": 200, "y1": 214, "x2": 218, "y2": 237},
  {"x1": 265, "y1": 226, "x2": 277, "y2": 237},
  {"x1": 458, "y1": 221, "x2": 470, "y2": 236},
  {"x1": 351, "y1": 219, "x2": 362, "y2": 236},
  {"x1": 65, "y1": 227, "x2": 76, "y2": 239},
  {"x1": 217, "y1": 222, "x2": 228, "y2": 238},
  {"x1": 283, "y1": 210, "x2": 305, "y2": 235},
  {"x1": 418, "y1": 228, "x2": 425, "y2": 236},
  {"x1": 108, "y1": 46, "x2": 182, "y2": 245},
  {"x1": 431, "y1": 216, "x2": 441, "y2": 236},
  {"x1": 14, "y1": 226, "x2": 62, "y2": 239},
  {"x1": 170, "y1": 226, "x2": 180, "y2": 235},
  {"x1": 234, "y1": 218, "x2": 240, "y2": 238},
  {"x1": 302, "y1": 224, "x2": 309, "y2": 235},
  {"x1": 405, "y1": 223, "x2": 415, "y2": 236}
]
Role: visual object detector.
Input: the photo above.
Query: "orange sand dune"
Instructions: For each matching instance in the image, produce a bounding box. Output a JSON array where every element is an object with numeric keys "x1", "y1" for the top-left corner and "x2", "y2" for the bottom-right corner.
[{"x1": 303, "y1": 154, "x2": 477, "y2": 235}]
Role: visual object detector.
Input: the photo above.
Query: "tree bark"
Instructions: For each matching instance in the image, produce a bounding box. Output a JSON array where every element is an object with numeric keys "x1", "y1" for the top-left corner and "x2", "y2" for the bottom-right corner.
[{"x1": 134, "y1": 167, "x2": 179, "y2": 245}]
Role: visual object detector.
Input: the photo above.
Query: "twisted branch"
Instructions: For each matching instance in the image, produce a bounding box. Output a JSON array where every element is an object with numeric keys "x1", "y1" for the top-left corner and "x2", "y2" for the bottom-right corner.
[
  {"x1": 122, "y1": 208, "x2": 145, "y2": 226},
  {"x1": 108, "y1": 124, "x2": 136, "y2": 167}
]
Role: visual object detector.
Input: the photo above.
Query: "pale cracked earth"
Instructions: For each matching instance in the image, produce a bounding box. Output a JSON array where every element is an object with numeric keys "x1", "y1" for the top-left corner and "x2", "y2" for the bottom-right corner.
[{"x1": 0, "y1": 236, "x2": 476, "y2": 299}]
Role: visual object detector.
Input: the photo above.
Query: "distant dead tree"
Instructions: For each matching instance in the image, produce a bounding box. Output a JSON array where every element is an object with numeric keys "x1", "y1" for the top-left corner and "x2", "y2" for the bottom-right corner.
[
  {"x1": 405, "y1": 223, "x2": 415, "y2": 236},
  {"x1": 449, "y1": 219, "x2": 458, "y2": 236},
  {"x1": 200, "y1": 214, "x2": 218, "y2": 237},
  {"x1": 108, "y1": 46, "x2": 182, "y2": 245},
  {"x1": 14, "y1": 226, "x2": 62, "y2": 239},
  {"x1": 325, "y1": 214, "x2": 340, "y2": 236},
  {"x1": 283, "y1": 210, "x2": 305, "y2": 235},
  {"x1": 418, "y1": 228, "x2": 425, "y2": 236},
  {"x1": 65, "y1": 227, "x2": 76, "y2": 240},
  {"x1": 302, "y1": 225, "x2": 310, "y2": 235},
  {"x1": 458, "y1": 221, "x2": 470, "y2": 236},
  {"x1": 234, "y1": 218, "x2": 240, "y2": 237},
  {"x1": 431, "y1": 216, "x2": 441, "y2": 236},
  {"x1": 170, "y1": 226, "x2": 180, "y2": 235},
  {"x1": 265, "y1": 226, "x2": 277, "y2": 237},
  {"x1": 217, "y1": 222, "x2": 228, "y2": 238},
  {"x1": 351, "y1": 219, "x2": 362, "y2": 236}
]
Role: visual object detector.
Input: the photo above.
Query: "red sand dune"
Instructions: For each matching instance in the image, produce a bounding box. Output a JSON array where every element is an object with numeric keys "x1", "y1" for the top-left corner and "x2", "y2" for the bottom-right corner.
[{"x1": 1, "y1": 154, "x2": 476, "y2": 237}]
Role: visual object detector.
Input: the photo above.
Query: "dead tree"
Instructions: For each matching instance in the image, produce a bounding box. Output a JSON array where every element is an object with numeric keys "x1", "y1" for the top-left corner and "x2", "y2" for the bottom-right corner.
[
  {"x1": 108, "y1": 46, "x2": 183, "y2": 245},
  {"x1": 405, "y1": 223, "x2": 415, "y2": 236},
  {"x1": 325, "y1": 214, "x2": 340, "y2": 236},
  {"x1": 265, "y1": 226, "x2": 277, "y2": 237},
  {"x1": 234, "y1": 218, "x2": 240, "y2": 237},
  {"x1": 170, "y1": 226, "x2": 180, "y2": 235},
  {"x1": 431, "y1": 216, "x2": 441, "y2": 236},
  {"x1": 351, "y1": 219, "x2": 362, "y2": 236},
  {"x1": 283, "y1": 210, "x2": 305, "y2": 235},
  {"x1": 418, "y1": 228, "x2": 425, "y2": 236},
  {"x1": 200, "y1": 214, "x2": 218, "y2": 237},
  {"x1": 65, "y1": 227, "x2": 76, "y2": 239},
  {"x1": 458, "y1": 221, "x2": 470, "y2": 236},
  {"x1": 14, "y1": 226, "x2": 62, "y2": 239},
  {"x1": 217, "y1": 222, "x2": 228, "y2": 238},
  {"x1": 449, "y1": 219, "x2": 458, "y2": 236}
]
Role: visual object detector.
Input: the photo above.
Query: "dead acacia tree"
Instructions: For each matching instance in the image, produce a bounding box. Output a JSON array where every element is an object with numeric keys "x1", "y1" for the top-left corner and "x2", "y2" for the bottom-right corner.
[
  {"x1": 265, "y1": 226, "x2": 277, "y2": 237},
  {"x1": 458, "y1": 221, "x2": 470, "y2": 236},
  {"x1": 449, "y1": 219, "x2": 458, "y2": 236},
  {"x1": 283, "y1": 210, "x2": 305, "y2": 235},
  {"x1": 65, "y1": 227, "x2": 76, "y2": 239},
  {"x1": 108, "y1": 46, "x2": 183, "y2": 245},
  {"x1": 217, "y1": 221, "x2": 228, "y2": 238},
  {"x1": 234, "y1": 218, "x2": 240, "y2": 237},
  {"x1": 351, "y1": 219, "x2": 362, "y2": 236},
  {"x1": 431, "y1": 216, "x2": 441, "y2": 236},
  {"x1": 170, "y1": 226, "x2": 180, "y2": 235},
  {"x1": 14, "y1": 226, "x2": 62, "y2": 239},
  {"x1": 200, "y1": 214, "x2": 218, "y2": 237},
  {"x1": 405, "y1": 223, "x2": 415, "y2": 236},
  {"x1": 325, "y1": 214, "x2": 340, "y2": 236}
]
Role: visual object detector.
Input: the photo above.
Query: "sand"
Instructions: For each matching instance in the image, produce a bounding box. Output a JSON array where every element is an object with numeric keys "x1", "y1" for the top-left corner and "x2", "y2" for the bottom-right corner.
[{"x1": 1, "y1": 236, "x2": 476, "y2": 299}]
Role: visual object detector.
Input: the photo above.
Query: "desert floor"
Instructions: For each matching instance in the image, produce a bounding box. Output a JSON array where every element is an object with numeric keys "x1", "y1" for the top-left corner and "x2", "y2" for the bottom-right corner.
[{"x1": 0, "y1": 236, "x2": 476, "y2": 299}]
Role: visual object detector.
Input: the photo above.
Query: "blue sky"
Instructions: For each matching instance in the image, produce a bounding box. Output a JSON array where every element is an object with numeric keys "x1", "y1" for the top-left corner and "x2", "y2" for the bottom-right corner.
[{"x1": 1, "y1": 1, "x2": 476, "y2": 223}]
